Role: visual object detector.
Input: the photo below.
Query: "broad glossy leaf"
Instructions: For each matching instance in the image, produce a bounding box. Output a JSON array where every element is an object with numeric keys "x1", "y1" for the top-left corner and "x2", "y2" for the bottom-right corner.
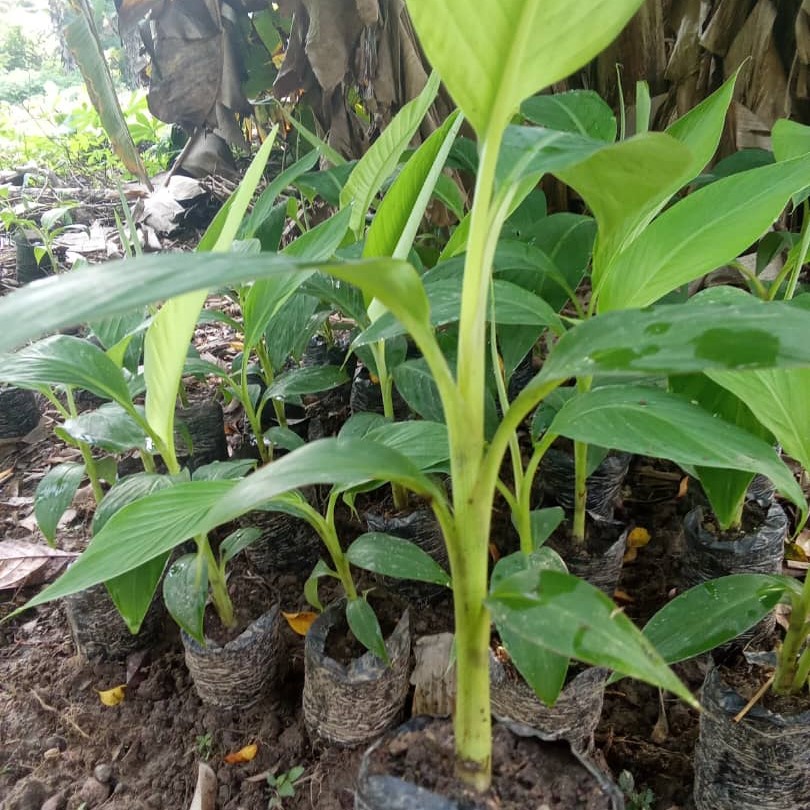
[
  {"x1": 263, "y1": 426, "x2": 306, "y2": 452},
  {"x1": 14, "y1": 480, "x2": 236, "y2": 614},
  {"x1": 34, "y1": 462, "x2": 85, "y2": 546},
  {"x1": 345, "y1": 598, "x2": 389, "y2": 663},
  {"x1": 340, "y1": 72, "x2": 440, "y2": 236},
  {"x1": 294, "y1": 163, "x2": 355, "y2": 206},
  {"x1": 346, "y1": 533, "x2": 451, "y2": 586},
  {"x1": 92, "y1": 473, "x2": 174, "y2": 534},
  {"x1": 63, "y1": 403, "x2": 148, "y2": 453},
  {"x1": 487, "y1": 569, "x2": 696, "y2": 706},
  {"x1": 209, "y1": 438, "x2": 443, "y2": 527},
  {"x1": 365, "y1": 111, "x2": 463, "y2": 260},
  {"x1": 220, "y1": 527, "x2": 262, "y2": 567},
  {"x1": 597, "y1": 152, "x2": 810, "y2": 311},
  {"x1": 521, "y1": 90, "x2": 616, "y2": 141},
  {"x1": 0, "y1": 335, "x2": 131, "y2": 404},
  {"x1": 263, "y1": 366, "x2": 348, "y2": 402},
  {"x1": 163, "y1": 553, "x2": 208, "y2": 644},
  {"x1": 772, "y1": 119, "x2": 810, "y2": 161},
  {"x1": 537, "y1": 298, "x2": 810, "y2": 384},
  {"x1": 643, "y1": 574, "x2": 789, "y2": 664},
  {"x1": 490, "y1": 550, "x2": 568, "y2": 705},
  {"x1": 405, "y1": 0, "x2": 644, "y2": 136},
  {"x1": 338, "y1": 412, "x2": 387, "y2": 440},
  {"x1": 548, "y1": 385, "x2": 806, "y2": 519},
  {"x1": 365, "y1": 420, "x2": 449, "y2": 470}
]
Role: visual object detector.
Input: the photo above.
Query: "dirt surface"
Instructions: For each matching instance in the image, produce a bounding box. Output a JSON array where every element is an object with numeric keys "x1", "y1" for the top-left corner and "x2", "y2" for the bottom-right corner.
[{"x1": 1, "y1": 433, "x2": 711, "y2": 810}]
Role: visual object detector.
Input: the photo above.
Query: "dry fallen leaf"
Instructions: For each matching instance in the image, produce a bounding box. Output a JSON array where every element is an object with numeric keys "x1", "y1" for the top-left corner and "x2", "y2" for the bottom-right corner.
[
  {"x1": 0, "y1": 540, "x2": 78, "y2": 590},
  {"x1": 224, "y1": 743, "x2": 258, "y2": 764},
  {"x1": 0, "y1": 467, "x2": 14, "y2": 485},
  {"x1": 98, "y1": 685, "x2": 126, "y2": 706},
  {"x1": 622, "y1": 547, "x2": 638, "y2": 564},
  {"x1": 613, "y1": 588, "x2": 635, "y2": 604},
  {"x1": 627, "y1": 527, "x2": 651, "y2": 548},
  {"x1": 282, "y1": 611, "x2": 318, "y2": 636},
  {"x1": 677, "y1": 476, "x2": 689, "y2": 499}
]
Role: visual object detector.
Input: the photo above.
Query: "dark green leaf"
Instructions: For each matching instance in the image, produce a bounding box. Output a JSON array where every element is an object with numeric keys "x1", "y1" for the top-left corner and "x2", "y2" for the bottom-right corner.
[
  {"x1": 346, "y1": 533, "x2": 451, "y2": 586},
  {"x1": 220, "y1": 527, "x2": 262, "y2": 567},
  {"x1": 106, "y1": 552, "x2": 169, "y2": 634},
  {"x1": 63, "y1": 403, "x2": 148, "y2": 453},
  {"x1": 487, "y1": 569, "x2": 696, "y2": 706},
  {"x1": 346, "y1": 598, "x2": 389, "y2": 663},
  {"x1": 163, "y1": 553, "x2": 209, "y2": 644},
  {"x1": 282, "y1": 206, "x2": 353, "y2": 261},
  {"x1": 521, "y1": 90, "x2": 616, "y2": 141},
  {"x1": 263, "y1": 366, "x2": 348, "y2": 401},
  {"x1": 643, "y1": 574, "x2": 790, "y2": 664},
  {"x1": 34, "y1": 462, "x2": 85, "y2": 546},
  {"x1": 263, "y1": 426, "x2": 306, "y2": 452},
  {"x1": 191, "y1": 459, "x2": 257, "y2": 481},
  {"x1": 0, "y1": 335, "x2": 131, "y2": 404},
  {"x1": 528, "y1": 508, "x2": 565, "y2": 550},
  {"x1": 393, "y1": 359, "x2": 444, "y2": 423},
  {"x1": 365, "y1": 420, "x2": 449, "y2": 471}
]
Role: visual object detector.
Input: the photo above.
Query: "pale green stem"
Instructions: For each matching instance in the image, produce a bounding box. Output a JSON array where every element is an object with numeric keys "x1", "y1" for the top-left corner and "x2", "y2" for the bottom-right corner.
[
  {"x1": 571, "y1": 376, "x2": 593, "y2": 545},
  {"x1": 774, "y1": 579, "x2": 810, "y2": 693},
  {"x1": 785, "y1": 200, "x2": 810, "y2": 301},
  {"x1": 62, "y1": 388, "x2": 104, "y2": 504},
  {"x1": 791, "y1": 641, "x2": 810, "y2": 692},
  {"x1": 372, "y1": 340, "x2": 408, "y2": 510},
  {"x1": 515, "y1": 431, "x2": 557, "y2": 554},
  {"x1": 239, "y1": 353, "x2": 270, "y2": 465},
  {"x1": 200, "y1": 533, "x2": 235, "y2": 628}
]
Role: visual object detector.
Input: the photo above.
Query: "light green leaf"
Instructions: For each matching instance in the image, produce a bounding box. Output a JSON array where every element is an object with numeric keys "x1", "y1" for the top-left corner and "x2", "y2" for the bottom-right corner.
[
  {"x1": 365, "y1": 111, "x2": 464, "y2": 260},
  {"x1": 144, "y1": 289, "x2": 207, "y2": 463},
  {"x1": 554, "y1": 132, "x2": 693, "y2": 284},
  {"x1": 597, "y1": 153, "x2": 810, "y2": 311},
  {"x1": 63, "y1": 403, "x2": 148, "y2": 453},
  {"x1": 549, "y1": 385, "x2": 806, "y2": 520},
  {"x1": 0, "y1": 335, "x2": 131, "y2": 405},
  {"x1": 191, "y1": 459, "x2": 257, "y2": 481},
  {"x1": 263, "y1": 426, "x2": 306, "y2": 452},
  {"x1": 528, "y1": 508, "x2": 565, "y2": 550},
  {"x1": 340, "y1": 72, "x2": 440, "y2": 235},
  {"x1": 521, "y1": 90, "x2": 616, "y2": 141},
  {"x1": 405, "y1": 0, "x2": 644, "y2": 136},
  {"x1": 346, "y1": 533, "x2": 451, "y2": 587},
  {"x1": 305, "y1": 559, "x2": 338, "y2": 612},
  {"x1": 345, "y1": 598, "x2": 389, "y2": 663},
  {"x1": 487, "y1": 569, "x2": 697, "y2": 707},
  {"x1": 163, "y1": 553, "x2": 209, "y2": 644},
  {"x1": 34, "y1": 462, "x2": 86, "y2": 546},
  {"x1": 772, "y1": 118, "x2": 810, "y2": 161}
]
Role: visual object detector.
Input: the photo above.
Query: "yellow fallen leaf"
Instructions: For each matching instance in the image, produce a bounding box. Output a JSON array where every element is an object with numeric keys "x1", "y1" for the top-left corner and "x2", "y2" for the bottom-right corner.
[
  {"x1": 0, "y1": 468, "x2": 14, "y2": 485},
  {"x1": 627, "y1": 527, "x2": 651, "y2": 548},
  {"x1": 228, "y1": 340, "x2": 245, "y2": 351},
  {"x1": 677, "y1": 476, "x2": 689, "y2": 499},
  {"x1": 282, "y1": 611, "x2": 318, "y2": 636},
  {"x1": 224, "y1": 743, "x2": 258, "y2": 764},
  {"x1": 622, "y1": 547, "x2": 638, "y2": 564},
  {"x1": 613, "y1": 588, "x2": 635, "y2": 604},
  {"x1": 98, "y1": 685, "x2": 126, "y2": 706}
]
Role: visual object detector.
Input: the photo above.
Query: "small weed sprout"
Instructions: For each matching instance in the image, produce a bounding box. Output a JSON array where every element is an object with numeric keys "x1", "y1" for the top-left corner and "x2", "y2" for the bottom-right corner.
[
  {"x1": 194, "y1": 732, "x2": 213, "y2": 760},
  {"x1": 618, "y1": 770, "x2": 655, "y2": 810},
  {"x1": 266, "y1": 765, "x2": 305, "y2": 809}
]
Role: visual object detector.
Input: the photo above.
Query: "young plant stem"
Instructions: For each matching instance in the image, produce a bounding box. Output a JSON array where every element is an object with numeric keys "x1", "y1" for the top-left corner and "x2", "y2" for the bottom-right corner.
[
  {"x1": 58, "y1": 388, "x2": 105, "y2": 505},
  {"x1": 239, "y1": 352, "x2": 271, "y2": 465},
  {"x1": 785, "y1": 200, "x2": 810, "y2": 301},
  {"x1": 516, "y1": 431, "x2": 557, "y2": 554},
  {"x1": 199, "y1": 533, "x2": 235, "y2": 628},
  {"x1": 773, "y1": 586, "x2": 810, "y2": 693},
  {"x1": 572, "y1": 376, "x2": 594, "y2": 545},
  {"x1": 372, "y1": 340, "x2": 408, "y2": 511}
]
